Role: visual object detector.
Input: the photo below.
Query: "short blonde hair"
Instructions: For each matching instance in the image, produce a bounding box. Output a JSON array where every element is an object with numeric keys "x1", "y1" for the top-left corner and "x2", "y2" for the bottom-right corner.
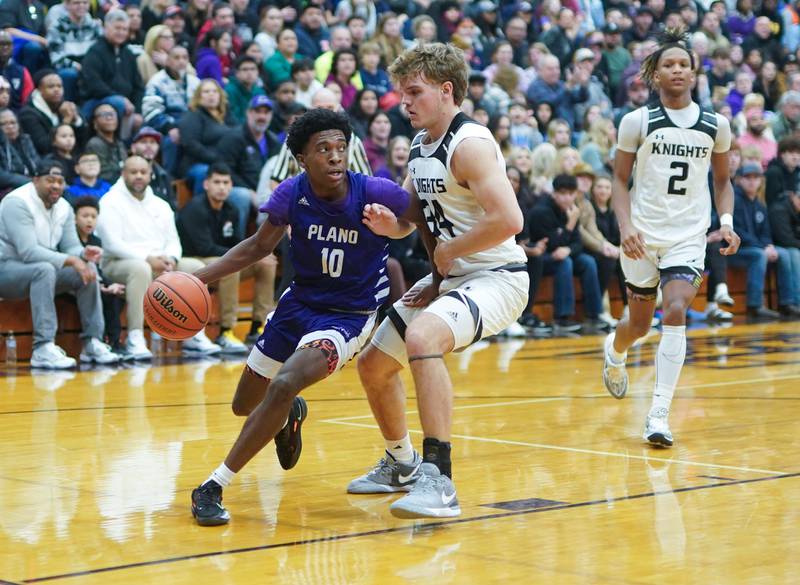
[{"x1": 388, "y1": 43, "x2": 469, "y2": 105}]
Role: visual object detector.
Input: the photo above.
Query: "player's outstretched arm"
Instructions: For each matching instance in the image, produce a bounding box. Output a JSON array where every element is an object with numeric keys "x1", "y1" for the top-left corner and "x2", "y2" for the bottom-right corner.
[
  {"x1": 194, "y1": 221, "x2": 287, "y2": 284},
  {"x1": 433, "y1": 137, "x2": 523, "y2": 273},
  {"x1": 612, "y1": 149, "x2": 647, "y2": 260},
  {"x1": 711, "y1": 150, "x2": 741, "y2": 256}
]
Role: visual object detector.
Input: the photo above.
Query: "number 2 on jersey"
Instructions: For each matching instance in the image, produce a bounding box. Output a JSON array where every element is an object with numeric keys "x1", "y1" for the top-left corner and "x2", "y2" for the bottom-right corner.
[
  {"x1": 421, "y1": 199, "x2": 456, "y2": 238},
  {"x1": 667, "y1": 161, "x2": 689, "y2": 196},
  {"x1": 321, "y1": 247, "x2": 344, "y2": 278}
]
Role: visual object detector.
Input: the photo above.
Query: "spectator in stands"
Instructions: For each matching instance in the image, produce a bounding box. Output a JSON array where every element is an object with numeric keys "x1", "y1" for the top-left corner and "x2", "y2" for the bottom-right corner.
[
  {"x1": 125, "y1": 4, "x2": 146, "y2": 50},
  {"x1": 541, "y1": 7, "x2": 580, "y2": 66},
  {"x1": 527, "y1": 54, "x2": 590, "y2": 130},
  {"x1": 19, "y1": 70, "x2": 87, "y2": 156},
  {"x1": 294, "y1": 3, "x2": 328, "y2": 60},
  {"x1": 97, "y1": 155, "x2": 221, "y2": 359},
  {"x1": 314, "y1": 25, "x2": 352, "y2": 82},
  {"x1": 769, "y1": 190, "x2": 800, "y2": 308},
  {"x1": 739, "y1": 109, "x2": 778, "y2": 169},
  {"x1": 177, "y1": 163, "x2": 277, "y2": 350},
  {"x1": 253, "y1": 6, "x2": 282, "y2": 60},
  {"x1": 129, "y1": 126, "x2": 176, "y2": 209},
  {"x1": 466, "y1": 72, "x2": 496, "y2": 116},
  {"x1": 528, "y1": 173, "x2": 605, "y2": 332},
  {"x1": 599, "y1": 23, "x2": 630, "y2": 104},
  {"x1": 508, "y1": 102, "x2": 542, "y2": 151},
  {"x1": 771, "y1": 91, "x2": 800, "y2": 142},
  {"x1": 326, "y1": 48, "x2": 361, "y2": 110},
  {"x1": 183, "y1": 0, "x2": 209, "y2": 41},
  {"x1": 0, "y1": 108, "x2": 39, "y2": 195},
  {"x1": 375, "y1": 135, "x2": 410, "y2": 185},
  {"x1": 292, "y1": 58, "x2": 322, "y2": 108},
  {"x1": 363, "y1": 110, "x2": 390, "y2": 172},
  {"x1": 482, "y1": 41, "x2": 526, "y2": 93},
  {"x1": 579, "y1": 117, "x2": 615, "y2": 174},
  {"x1": 225, "y1": 55, "x2": 266, "y2": 124},
  {"x1": 178, "y1": 78, "x2": 233, "y2": 194},
  {"x1": 765, "y1": 137, "x2": 800, "y2": 207},
  {"x1": 347, "y1": 88, "x2": 377, "y2": 139},
  {"x1": 590, "y1": 173, "x2": 627, "y2": 321},
  {"x1": 267, "y1": 79, "x2": 299, "y2": 135},
  {"x1": 164, "y1": 5, "x2": 192, "y2": 50},
  {"x1": 196, "y1": 27, "x2": 233, "y2": 85},
  {"x1": 613, "y1": 75, "x2": 650, "y2": 127},
  {"x1": 503, "y1": 16, "x2": 529, "y2": 67},
  {"x1": 706, "y1": 48, "x2": 735, "y2": 94},
  {"x1": 0, "y1": 75, "x2": 9, "y2": 110},
  {"x1": 0, "y1": 158, "x2": 118, "y2": 368},
  {"x1": 73, "y1": 195, "x2": 126, "y2": 351},
  {"x1": 50, "y1": 124, "x2": 77, "y2": 184},
  {"x1": 195, "y1": 2, "x2": 241, "y2": 57},
  {"x1": 0, "y1": 0, "x2": 48, "y2": 73},
  {"x1": 704, "y1": 203, "x2": 736, "y2": 321},
  {"x1": 85, "y1": 103, "x2": 126, "y2": 184},
  {"x1": 743, "y1": 16, "x2": 783, "y2": 66},
  {"x1": 79, "y1": 10, "x2": 144, "y2": 139},
  {"x1": 0, "y1": 31, "x2": 31, "y2": 110},
  {"x1": 219, "y1": 95, "x2": 281, "y2": 239},
  {"x1": 137, "y1": 25, "x2": 176, "y2": 85},
  {"x1": 728, "y1": 163, "x2": 799, "y2": 320},
  {"x1": 373, "y1": 12, "x2": 407, "y2": 66},
  {"x1": 47, "y1": 0, "x2": 102, "y2": 102},
  {"x1": 66, "y1": 150, "x2": 110, "y2": 201},
  {"x1": 264, "y1": 28, "x2": 302, "y2": 92},
  {"x1": 358, "y1": 41, "x2": 391, "y2": 99},
  {"x1": 727, "y1": 71, "x2": 753, "y2": 116},
  {"x1": 141, "y1": 0, "x2": 173, "y2": 32},
  {"x1": 753, "y1": 60, "x2": 784, "y2": 112}
]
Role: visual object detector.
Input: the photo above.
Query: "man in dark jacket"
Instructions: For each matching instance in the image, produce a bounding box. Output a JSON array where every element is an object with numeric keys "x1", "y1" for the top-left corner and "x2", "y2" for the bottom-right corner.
[
  {"x1": 728, "y1": 164, "x2": 800, "y2": 319},
  {"x1": 764, "y1": 137, "x2": 800, "y2": 207},
  {"x1": 78, "y1": 9, "x2": 144, "y2": 135},
  {"x1": 218, "y1": 95, "x2": 281, "y2": 239},
  {"x1": 19, "y1": 69, "x2": 88, "y2": 156},
  {"x1": 177, "y1": 162, "x2": 276, "y2": 352},
  {"x1": 527, "y1": 174, "x2": 605, "y2": 331},
  {"x1": 0, "y1": 30, "x2": 32, "y2": 110},
  {"x1": 768, "y1": 191, "x2": 800, "y2": 312}
]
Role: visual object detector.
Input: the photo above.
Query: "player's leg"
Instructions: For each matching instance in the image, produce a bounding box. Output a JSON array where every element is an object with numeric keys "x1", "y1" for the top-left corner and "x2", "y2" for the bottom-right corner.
[
  {"x1": 644, "y1": 274, "x2": 700, "y2": 447},
  {"x1": 603, "y1": 251, "x2": 659, "y2": 399},
  {"x1": 231, "y1": 365, "x2": 270, "y2": 416},
  {"x1": 349, "y1": 306, "x2": 424, "y2": 495}
]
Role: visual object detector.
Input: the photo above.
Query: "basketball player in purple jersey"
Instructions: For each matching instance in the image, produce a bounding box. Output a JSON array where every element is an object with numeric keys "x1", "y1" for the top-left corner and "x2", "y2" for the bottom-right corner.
[{"x1": 190, "y1": 109, "x2": 412, "y2": 526}]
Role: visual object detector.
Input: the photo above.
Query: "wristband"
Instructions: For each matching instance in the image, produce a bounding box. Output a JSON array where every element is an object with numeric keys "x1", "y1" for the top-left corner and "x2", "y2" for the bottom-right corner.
[{"x1": 720, "y1": 213, "x2": 733, "y2": 228}]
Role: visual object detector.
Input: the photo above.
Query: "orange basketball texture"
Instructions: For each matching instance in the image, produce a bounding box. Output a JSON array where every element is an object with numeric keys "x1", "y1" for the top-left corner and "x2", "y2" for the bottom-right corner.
[{"x1": 143, "y1": 272, "x2": 211, "y2": 340}]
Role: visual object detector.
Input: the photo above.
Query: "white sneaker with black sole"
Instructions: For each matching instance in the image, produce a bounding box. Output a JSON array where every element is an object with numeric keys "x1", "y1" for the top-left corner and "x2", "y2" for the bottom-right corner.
[
  {"x1": 30, "y1": 342, "x2": 77, "y2": 369},
  {"x1": 643, "y1": 408, "x2": 673, "y2": 447}
]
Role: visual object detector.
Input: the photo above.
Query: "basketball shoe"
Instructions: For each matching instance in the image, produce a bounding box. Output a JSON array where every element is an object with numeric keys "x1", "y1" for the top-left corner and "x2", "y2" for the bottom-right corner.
[
  {"x1": 643, "y1": 408, "x2": 673, "y2": 447},
  {"x1": 274, "y1": 396, "x2": 308, "y2": 470},
  {"x1": 191, "y1": 480, "x2": 230, "y2": 526},
  {"x1": 347, "y1": 450, "x2": 422, "y2": 493},
  {"x1": 603, "y1": 333, "x2": 628, "y2": 399},
  {"x1": 389, "y1": 463, "x2": 461, "y2": 518}
]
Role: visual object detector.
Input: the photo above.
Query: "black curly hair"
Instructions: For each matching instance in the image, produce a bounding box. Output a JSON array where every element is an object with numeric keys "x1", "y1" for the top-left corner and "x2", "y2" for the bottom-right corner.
[
  {"x1": 640, "y1": 27, "x2": 696, "y2": 89},
  {"x1": 285, "y1": 109, "x2": 352, "y2": 157}
]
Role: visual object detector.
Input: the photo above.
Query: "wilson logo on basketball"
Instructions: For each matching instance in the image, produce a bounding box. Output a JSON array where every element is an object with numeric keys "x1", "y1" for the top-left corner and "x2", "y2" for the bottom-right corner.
[{"x1": 152, "y1": 287, "x2": 189, "y2": 323}]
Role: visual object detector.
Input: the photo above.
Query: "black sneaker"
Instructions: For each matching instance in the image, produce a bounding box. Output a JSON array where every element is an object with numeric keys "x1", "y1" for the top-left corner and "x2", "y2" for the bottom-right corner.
[
  {"x1": 554, "y1": 318, "x2": 582, "y2": 333},
  {"x1": 275, "y1": 396, "x2": 309, "y2": 470},
  {"x1": 779, "y1": 305, "x2": 800, "y2": 319},
  {"x1": 747, "y1": 306, "x2": 780, "y2": 321},
  {"x1": 191, "y1": 481, "x2": 230, "y2": 526}
]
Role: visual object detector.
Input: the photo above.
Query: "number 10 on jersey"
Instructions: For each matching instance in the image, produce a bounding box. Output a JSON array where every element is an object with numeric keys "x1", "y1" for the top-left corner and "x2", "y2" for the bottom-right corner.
[{"x1": 321, "y1": 247, "x2": 344, "y2": 278}]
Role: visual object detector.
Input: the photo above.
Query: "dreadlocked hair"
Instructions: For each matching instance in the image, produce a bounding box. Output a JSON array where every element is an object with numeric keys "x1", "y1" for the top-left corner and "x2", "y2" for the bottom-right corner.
[{"x1": 640, "y1": 27, "x2": 695, "y2": 89}]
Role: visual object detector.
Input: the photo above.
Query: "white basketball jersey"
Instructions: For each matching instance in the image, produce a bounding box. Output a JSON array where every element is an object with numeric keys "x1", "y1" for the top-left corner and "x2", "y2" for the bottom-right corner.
[
  {"x1": 408, "y1": 112, "x2": 526, "y2": 276},
  {"x1": 629, "y1": 101, "x2": 719, "y2": 247}
]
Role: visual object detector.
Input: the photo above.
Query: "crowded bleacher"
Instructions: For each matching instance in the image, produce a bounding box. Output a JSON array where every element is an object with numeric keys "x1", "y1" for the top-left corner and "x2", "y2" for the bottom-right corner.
[{"x1": 0, "y1": 0, "x2": 799, "y2": 368}]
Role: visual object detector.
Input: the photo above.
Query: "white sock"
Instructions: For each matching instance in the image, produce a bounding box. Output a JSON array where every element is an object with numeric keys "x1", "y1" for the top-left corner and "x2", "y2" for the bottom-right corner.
[
  {"x1": 385, "y1": 433, "x2": 415, "y2": 463},
  {"x1": 206, "y1": 463, "x2": 236, "y2": 488},
  {"x1": 651, "y1": 325, "x2": 686, "y2": 415},
  {"x1": 608, "y1": 332, "x2": 627, "y2": 364}
]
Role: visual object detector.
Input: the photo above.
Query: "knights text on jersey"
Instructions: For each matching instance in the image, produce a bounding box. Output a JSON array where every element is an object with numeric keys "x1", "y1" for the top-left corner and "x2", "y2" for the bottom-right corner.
[
  {"x1": 407, "y1": 112, "x2": 526, "y2": 276},
  {"x1": 627, "y1": 101, "x2": 723, "y2": 247}
]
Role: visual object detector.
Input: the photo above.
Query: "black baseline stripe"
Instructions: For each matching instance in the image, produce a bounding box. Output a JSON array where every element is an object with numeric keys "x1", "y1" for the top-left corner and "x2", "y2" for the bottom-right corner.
[{"x1": 23, "y1": 471, "x2": 800, "y2": 583}]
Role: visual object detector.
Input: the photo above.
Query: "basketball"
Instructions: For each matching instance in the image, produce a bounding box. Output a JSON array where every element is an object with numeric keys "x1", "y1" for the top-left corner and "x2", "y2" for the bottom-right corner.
[{"x1": 144, "y1": 272, "x2": 211, "y2": 340}]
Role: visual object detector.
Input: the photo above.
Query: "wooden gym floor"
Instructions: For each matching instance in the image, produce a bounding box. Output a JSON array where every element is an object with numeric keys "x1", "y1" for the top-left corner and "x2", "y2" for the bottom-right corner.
[{"x1": 1, "y1": 320, "x2": 798, "y2": 584}]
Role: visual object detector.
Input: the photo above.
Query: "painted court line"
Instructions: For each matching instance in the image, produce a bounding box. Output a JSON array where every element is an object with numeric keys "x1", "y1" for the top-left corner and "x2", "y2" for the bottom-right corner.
[{"x1": 321, "y1": 420, "x2": 785, "y2": 475}]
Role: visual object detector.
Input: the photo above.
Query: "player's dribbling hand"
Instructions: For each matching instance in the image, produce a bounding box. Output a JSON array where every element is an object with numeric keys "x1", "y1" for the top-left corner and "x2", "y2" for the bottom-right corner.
[
  {"x1": 402, "y1": 282, "x2": 439, "y2": 307},
  {"x1": 433, "y1": 241, "x2": 455, "y2": 276},
  {"x1": 719, "y1": 226, "x2": 741, "y2": 256},
  {"x1": 620, "y1": 225, "x2": 647, "y2": 259},
  {"x1": 362, "y1": 203, "x2": 398, "y2": 236}
]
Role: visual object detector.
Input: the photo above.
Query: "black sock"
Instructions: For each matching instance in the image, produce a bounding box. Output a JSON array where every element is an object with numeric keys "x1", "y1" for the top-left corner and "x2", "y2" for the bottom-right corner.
[
  {"x1": 422, "y1": 437, "x2": 452, "y2": 479},
  {"x1": 249, "y1": 321, "x2": 261, "y2": 334}
]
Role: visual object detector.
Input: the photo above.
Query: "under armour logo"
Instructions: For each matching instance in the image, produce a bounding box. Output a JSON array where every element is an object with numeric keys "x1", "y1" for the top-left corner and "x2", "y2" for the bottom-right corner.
[
  {"x1": 654, "y1": 133, "x2": 665, "y2": 140},
  {"x1": 298, "y1": 196, "x2": 310, "y2": 206}
]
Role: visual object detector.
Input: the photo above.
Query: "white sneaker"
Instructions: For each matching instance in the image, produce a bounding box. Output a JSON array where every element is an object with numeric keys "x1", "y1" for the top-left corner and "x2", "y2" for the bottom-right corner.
[
  {"x1": 30, "y1": 342, "x2": 77, "y2": 369},
  {"x1": 705, "y1": 302, "x2": 733, "y2": 322},
  {"x1": 126, "y1": 329, "x2": 153, "y2": 360},
  {"x1": 80, "y1": 338, "x2": 121, "y2": 364},
  {"x1": 500, "y1": 321, "x2": 527, "y2": 338},
  {"x1": 714, "y1": 285, "x2": 735, "y2": 307},
  {"x1": 597, "y1": 311, "x2": 618, "y2": 329},
  {"x1": 602, "y1": 333, "x2": 627, "y2": 399},
  {"x1": 182, "y1": 329, "x2": 221, "y2": 356},
  {"x1": 643, "y1": 408, "x2": 673, "y2": 447}
]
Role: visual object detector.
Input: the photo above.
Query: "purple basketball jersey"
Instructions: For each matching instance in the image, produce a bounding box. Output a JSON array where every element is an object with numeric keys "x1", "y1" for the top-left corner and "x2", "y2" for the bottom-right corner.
[{"x1": 260, "y1": 171, "x2": 409, "y2": 312}]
